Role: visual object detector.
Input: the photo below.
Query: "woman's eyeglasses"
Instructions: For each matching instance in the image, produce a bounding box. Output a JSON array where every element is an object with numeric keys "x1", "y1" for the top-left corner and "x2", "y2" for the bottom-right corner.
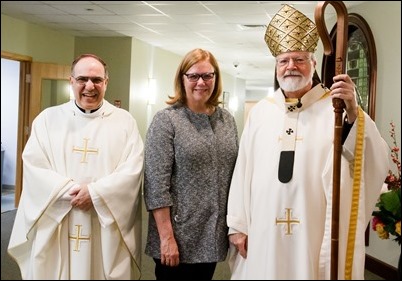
[{"x1": 183, "y1": 72, "x2": 215, "y2": 82}]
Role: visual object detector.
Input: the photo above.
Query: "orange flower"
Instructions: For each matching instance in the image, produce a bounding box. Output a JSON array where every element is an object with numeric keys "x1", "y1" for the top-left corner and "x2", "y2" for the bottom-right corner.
[{"x1": 375, "y1": 222, "x2": 390, "y2": 239}]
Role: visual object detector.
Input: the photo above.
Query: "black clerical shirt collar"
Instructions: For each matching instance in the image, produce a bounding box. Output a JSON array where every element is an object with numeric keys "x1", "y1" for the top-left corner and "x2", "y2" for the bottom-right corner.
[{"x1": 75, "y1": 101, "x2": 102, "y2": 114}]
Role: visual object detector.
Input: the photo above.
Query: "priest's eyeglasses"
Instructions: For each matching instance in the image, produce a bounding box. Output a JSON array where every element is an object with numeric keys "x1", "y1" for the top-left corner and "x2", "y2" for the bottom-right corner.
[
  {"x1": 183, "y1": 72, "x2": 215, "y2": 82},
  {"x1": 73, "y1": 76, "x2": 106, "y2": 85},
  {"x1": 276, "y1": 57, "x2": 310, "y2": 67}
]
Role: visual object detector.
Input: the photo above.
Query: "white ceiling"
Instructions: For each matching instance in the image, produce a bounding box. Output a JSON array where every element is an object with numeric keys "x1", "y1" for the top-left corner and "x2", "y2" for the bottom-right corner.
[{"x1": 1, "y1": 1, "x2": 365, "y2": 91}]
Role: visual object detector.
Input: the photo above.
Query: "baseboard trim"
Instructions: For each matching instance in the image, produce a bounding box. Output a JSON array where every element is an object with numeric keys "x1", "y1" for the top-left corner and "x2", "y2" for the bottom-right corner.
[{"x1": 365, "y1": 254, "x2": 398, "y2": 280}]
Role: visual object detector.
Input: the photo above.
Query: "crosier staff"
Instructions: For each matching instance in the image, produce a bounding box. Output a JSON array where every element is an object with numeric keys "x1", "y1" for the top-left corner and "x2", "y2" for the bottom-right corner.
[{"x1": 314, "y1": 1, "x2": 348, "y2": 280}]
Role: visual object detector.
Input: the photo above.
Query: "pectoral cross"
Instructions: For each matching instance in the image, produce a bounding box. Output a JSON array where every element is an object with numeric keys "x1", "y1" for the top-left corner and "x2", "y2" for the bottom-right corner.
[
  {"x1": 73, "y1": 138, "x2": 98, "y2": 163},
  {"x1": 276, "y1": 208, "x2": 300, "y2": 235},
  {"x1": 69, "y1": 224, "x2": 91, "y2": 252}
]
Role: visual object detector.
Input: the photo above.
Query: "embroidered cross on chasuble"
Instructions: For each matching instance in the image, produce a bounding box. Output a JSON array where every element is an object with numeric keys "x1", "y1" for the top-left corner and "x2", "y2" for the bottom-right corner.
[
  {"x1": 278, "y1": 84, "x2": 328, "y2": 183},
  {"x1": 276, "y1": 208, "x2": 300, "y2": 235},
  {"x1": 69, "y1": 208, "x2": 92, "y2": 279},
  {"x1": 72, "y1": 138, "x2": 99, "y2": 163}
]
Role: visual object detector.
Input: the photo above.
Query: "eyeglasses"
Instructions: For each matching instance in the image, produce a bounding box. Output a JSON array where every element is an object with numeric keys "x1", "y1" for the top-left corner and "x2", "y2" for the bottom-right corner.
[
  {"x1": 73, "y1": 76, "x2": 106, "y2": 85},
  {"x1": 276, "y1": 57, "x2": 311, "y2": 67},
  {"x1": 183, "y1": 72, "x2": 215, "y2": 82}
]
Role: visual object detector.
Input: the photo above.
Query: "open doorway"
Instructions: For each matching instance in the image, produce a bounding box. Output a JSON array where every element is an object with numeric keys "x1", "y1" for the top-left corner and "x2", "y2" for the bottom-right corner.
[
  {"x1": 1, "y1": 58, "x2": 19, "y2": 212},
  {"x1": 1, "y1": 51, "x2": 31, "y2": 208},
  {"x1": 1, "y1": 51, "x2": 71, "y2": 208}
]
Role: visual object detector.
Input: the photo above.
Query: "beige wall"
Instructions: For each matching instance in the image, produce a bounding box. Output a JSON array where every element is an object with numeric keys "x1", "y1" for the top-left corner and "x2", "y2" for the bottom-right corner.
[
  {"x1": 129, "y1": 41, "x2": 182, "y2": 139},
  {"x1": 75, "y1": 37, "x2": 133, "y2": 112},
  {"x1": 1, "y1": 14, "x2": 74, "y2": 64}
]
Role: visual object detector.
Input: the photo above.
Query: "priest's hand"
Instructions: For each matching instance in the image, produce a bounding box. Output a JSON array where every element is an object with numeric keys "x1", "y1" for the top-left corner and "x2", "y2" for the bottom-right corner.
[
  {"x1": 69, "y1": 184, "x2": 93, "y2": 211},
  {"x1": 229, "y1": 232, "x2": 248, "y2": 258}
]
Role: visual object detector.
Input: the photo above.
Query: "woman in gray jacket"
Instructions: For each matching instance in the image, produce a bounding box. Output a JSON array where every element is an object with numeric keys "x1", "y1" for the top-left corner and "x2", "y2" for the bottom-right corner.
[{"x1": 144, "y1": 48, "x2": 239, "y2": 280}]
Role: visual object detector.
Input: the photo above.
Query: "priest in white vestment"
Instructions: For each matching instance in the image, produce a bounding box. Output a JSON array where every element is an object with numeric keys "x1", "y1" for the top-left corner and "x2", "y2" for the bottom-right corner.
[
  {"x1": 8, "y1": 54, "x2": 144, "y2": 280},
  {"x1": 227, "y1": 5, "x2": 390, "y2": 280}
]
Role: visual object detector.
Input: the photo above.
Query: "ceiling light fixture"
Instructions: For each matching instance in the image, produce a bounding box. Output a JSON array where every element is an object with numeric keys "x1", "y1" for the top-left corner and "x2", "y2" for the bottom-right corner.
[{"x1": 238, "y1": 24, "x2": 267, "y2": 31}]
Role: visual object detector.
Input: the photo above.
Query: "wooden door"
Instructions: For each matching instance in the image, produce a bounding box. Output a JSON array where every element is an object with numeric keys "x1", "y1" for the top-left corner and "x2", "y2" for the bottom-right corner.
[
  {"x1": 244, "y1": 101, "x2": 258, "y2": 123},
  {"x1": 16, "y1": 62, "x2": 71, "y2": 205},
  {"x1": 0, "y1": 54, "x2": 70, "y2": 206},
  {"x1": 30, "y1": 62, "x2": 71, "y2": 126}
]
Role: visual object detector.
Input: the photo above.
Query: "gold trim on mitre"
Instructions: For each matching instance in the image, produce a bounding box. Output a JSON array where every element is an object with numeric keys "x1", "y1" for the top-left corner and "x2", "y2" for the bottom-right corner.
[{"x1": 265, "y1": 4, "x2": 319, "y2": 57}]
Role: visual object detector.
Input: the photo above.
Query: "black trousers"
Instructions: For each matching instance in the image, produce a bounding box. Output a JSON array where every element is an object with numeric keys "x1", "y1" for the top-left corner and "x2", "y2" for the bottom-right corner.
[{"x1": 153, "y1": 258, "x2": 217, "y2": 280}]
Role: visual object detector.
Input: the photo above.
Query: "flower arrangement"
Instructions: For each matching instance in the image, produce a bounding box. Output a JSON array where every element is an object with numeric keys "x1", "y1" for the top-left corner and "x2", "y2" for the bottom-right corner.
[{"x1": 372, "y1": 121, "x2": 401, "y2": 245}]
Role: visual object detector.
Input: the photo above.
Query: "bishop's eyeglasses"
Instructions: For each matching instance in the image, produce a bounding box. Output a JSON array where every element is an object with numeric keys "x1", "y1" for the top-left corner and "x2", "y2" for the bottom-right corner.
[
  {"x1": 276, "y1": 56, "x2": 311, "y2": 67},
  {"x1": 183, "y1": 72, "x2": 215, "y2": 82}
]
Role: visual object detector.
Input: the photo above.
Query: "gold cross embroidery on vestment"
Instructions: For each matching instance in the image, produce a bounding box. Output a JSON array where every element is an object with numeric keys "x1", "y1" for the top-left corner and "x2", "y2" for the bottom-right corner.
[
  {"x1": 69, "y1": 224, "x2": 91, "y2": 252},
  {"x1": 275, "y1": 208, "x2": 300, "y2": 235},
  {"x1": 72, "y1": 138, "x2": 98, "y2": 163}
]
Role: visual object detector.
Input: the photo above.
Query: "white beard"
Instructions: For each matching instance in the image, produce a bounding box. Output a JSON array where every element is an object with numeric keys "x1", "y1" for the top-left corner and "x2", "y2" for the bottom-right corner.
[{"x1": 277, "y1": 68, "x2": 314, "y2": 92}]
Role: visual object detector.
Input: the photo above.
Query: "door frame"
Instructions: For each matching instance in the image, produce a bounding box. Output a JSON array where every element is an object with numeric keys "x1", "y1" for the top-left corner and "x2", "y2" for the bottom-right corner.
[
  {"x1": 1, "y1": 51, "x2": 32, "y2": 206},
  {"x1": 1, "y1": 51, "x2": 71, "y2": 206}
]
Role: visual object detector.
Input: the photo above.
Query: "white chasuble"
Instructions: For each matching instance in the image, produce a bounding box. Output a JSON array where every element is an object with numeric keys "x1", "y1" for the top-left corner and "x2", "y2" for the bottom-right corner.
[
  {"x1": 8, "y1": 100, "x2": 144, "y2": 280},
  {"x1": 227, "y1": 85, "x2": 390, "y2": 280}
]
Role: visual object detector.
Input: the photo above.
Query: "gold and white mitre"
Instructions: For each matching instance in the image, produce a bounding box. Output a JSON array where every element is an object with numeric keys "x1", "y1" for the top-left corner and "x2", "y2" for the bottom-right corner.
[{"x1": 265, "y1": 4, "x2": 319, "y2": 56}]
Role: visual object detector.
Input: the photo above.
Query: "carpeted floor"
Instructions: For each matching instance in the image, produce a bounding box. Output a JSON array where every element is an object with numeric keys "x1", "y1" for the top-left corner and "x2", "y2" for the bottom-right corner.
[
  {"x1": 0, "y1": 202, "x2": 230, "y2": 280},
  {"x1": 1, "y1": 209, "x2": 21, "y2": 280},
  {"x1": 0, "y1": 201, "x2": 381, "y2": 280}
]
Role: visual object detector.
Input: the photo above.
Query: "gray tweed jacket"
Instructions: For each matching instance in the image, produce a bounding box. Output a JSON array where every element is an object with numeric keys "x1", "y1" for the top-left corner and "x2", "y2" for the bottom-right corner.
[{"x1": 144, "y1": 104, "x2": 239, "y2": 263}]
